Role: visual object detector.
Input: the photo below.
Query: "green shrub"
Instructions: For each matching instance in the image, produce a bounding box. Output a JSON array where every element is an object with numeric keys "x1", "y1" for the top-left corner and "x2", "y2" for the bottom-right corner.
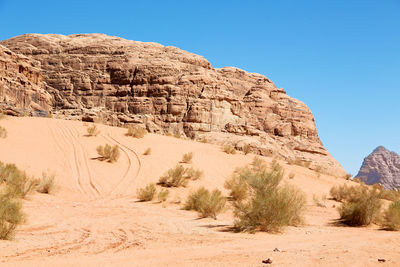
[
  {"x1": 243, "y1": 144, "x2": 251, "y2": 155},
  {"x1": 181, "y1": 152, "x2": 193, "y2": 164},
  {"x1": 0, "y1": 163, "x2": 36, "y2": 198},
  {"x1": 228, "y1": 160, "x2": 306, "y2": 232},
  {"x1": 338, "y1": 186, "x2": 381, "y2": 226},
  {"x1": 96, "y1": 144, "x2": 120, "y2": 163},
  {"x1": 184, "y1": 187, "x2": 226, "y2": 219},
  {"x1": 0, "y1": 126, "x2": 7, "y2": 139},
  {"x1": 126, "y1": 126, "x2": 147, "y2": 138},
  {"x1": 0, "y1": 194, "x2": 24, "y2": 240},
  {"x1": 158, "y1": 164, "x2": 188, "y2": 187},
  {"x1": 143, "y1": 148, "x2": 151, "y2": 155},
  {"x1": 185, "y1": 167, "x2": 203, "y2": 181},
  {"x1": 157, "y1": 189, "x2": 170, "y2": 202},
  {"x1": 222, "y1": 144, "x2": 236, "y2": 154},
  {"x1": 384, "y1": 200, "x2": 400, "y2": 230},
  {"x1": 136, "y1": 184, "x2": 156, "y2": 202},
  {"x1": 86, "y1": 124, "x2": 100, "y2": 136},
  {"x1": 224, "y1": 174, "x2": 249, "y2": 201},
  {"x1": 36, "y1": 172, "x2": 55, "y2": 194}
]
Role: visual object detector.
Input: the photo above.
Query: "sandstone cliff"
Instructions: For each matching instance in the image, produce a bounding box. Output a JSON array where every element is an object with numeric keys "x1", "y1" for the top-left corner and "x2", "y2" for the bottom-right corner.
[
  {"x1": 0, "y1": 44, "x2": 52, "y2": 116},
  {"x1": 356, "y1": 146, "x2": 400, "y2": 189},
  {"x1": 0, "y1": 33, "x2": 345, "y2": 175}
]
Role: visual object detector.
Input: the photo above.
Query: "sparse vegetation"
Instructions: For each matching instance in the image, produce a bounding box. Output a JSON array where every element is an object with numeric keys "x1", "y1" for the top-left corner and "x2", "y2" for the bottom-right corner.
[
  {"x1": 243, "y1": 144, "x2": 251, "y2": 155},
  {"x1": 383, "y1": 200, "x2": 400, "y2": 230},
  {"x1": 137, "y1": 184, "x2": 157, "y2": 202},
  {"x1": 344, "y1": 173, "x2": 352, "y2": 180},
  {"x1": 36, "y1": 172, "x2": 55, "y2": 194},
  {"x1": 143, "y1": 147, "x2": 152, "y2": 155},
  {"x1": 228, "y1": 160, "x2": 306, "y2": 232},
  {"x1": 126, "y1": 125, "x2": 147, "y2": 138},
  {"x1": 0, "y1": 162, "x2": 36, "y2": 198},
  {"x1": 287, "y1": 158, "x2": 311, "y2": 168},
  {"x1": 158, "y1": 164, "x2": 188, "y2": 187},
  {"x1": 222, "y1": 144, "x2": 236, "y2": 154},
  {"x1": 184, "y1": 187, "x2": 226, "y2": 219},
  {"x1": 157, "y1": 189, "x2": 170, "y2": 202},
  {"x1": 200, "y1": 137, "x2": 208, "y2": 143},
  {"x1": 313, "y1": 194, "x2": 326, "y2": 207},
  {"x1": 185, "y1": 167, "x2": 203, "y2": 180},
  {"x1": 338, "y1": 186, "x2": 381, "y2": 226},
  {"x1": 158, "y1": 164, "x2": 203, "y2": 187},
  {"x1": 0, "y1": 194, "x2": 24, "y2": 240},
  {"x1": 0, "y1": 112, "x2": 6, "y2": 120},
  {"x1": 96, "y1": 144, "x2": 120, "y2": 163},
  {"x1": 181, "y1": 152, "x2": 193, "y2": 164},
  {"x1": 0, "y1": 126, "x2": 7, "y2": 139},
  {"x1": 288, "y1": 172, "x2": 295, "y2": 179},
  {"x1": 86, "y1": 124, "x2": 100, "y2": 136},
  {"x1": 330, "y1": 184, "x2": 365, "y2": 202}
]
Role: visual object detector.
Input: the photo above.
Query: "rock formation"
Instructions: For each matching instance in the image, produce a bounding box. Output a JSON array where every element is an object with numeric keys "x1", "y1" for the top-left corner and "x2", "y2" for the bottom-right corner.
[
  {"x1": 356, "y1": 146, "x2": 400, "y2": 189},
  {"x1": 0, "y1": 44, "x2": 52, "y2": 116},
  {"x1": 0, "y1": 33, "x2": 345, "y2": 175}
]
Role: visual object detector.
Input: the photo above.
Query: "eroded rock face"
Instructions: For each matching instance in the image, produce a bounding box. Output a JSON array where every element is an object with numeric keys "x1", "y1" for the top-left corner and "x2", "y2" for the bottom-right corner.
[
  {"x1": 356, "y1": 146, "x2": 400, "y2": 189},
  {"x1": 0, "y1": 44, "x2": 52, "y2": 116},
  {"x1": 1, "y1": 34, "x2": 345, "y2": 175}
]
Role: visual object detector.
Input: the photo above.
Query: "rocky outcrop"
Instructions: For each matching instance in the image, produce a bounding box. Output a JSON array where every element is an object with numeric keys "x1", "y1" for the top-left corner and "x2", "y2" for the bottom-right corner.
[
  {"x1": 356, "y1": 146, "x2": 400, "y2": 189},
  {"x1": 0, "y1": 44, "x2": 52, "y2": 116},
  {"x1": 0, "y1": 33, "x2": 345, "y2": 175}
]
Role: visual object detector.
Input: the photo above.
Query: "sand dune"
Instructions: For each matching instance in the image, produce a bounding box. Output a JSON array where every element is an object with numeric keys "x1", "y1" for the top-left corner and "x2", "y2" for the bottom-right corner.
[{"x1": 0, "y1": 117, "x2": 399, "y2": 266}]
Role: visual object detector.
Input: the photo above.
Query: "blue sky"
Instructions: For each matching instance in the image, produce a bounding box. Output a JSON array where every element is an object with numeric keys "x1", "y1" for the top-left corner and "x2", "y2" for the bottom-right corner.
[{"x1": 1, "y1": 0, "x2": 399, "y2": 175}]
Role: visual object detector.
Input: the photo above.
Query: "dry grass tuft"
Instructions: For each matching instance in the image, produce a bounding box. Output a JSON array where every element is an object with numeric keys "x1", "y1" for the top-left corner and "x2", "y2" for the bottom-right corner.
[
  {"x1": 0, "y1": 126, "x2": 7, "y2": 139},
  {"x1": 384, "y1": 200, "x2": 400, "y2": 230},
  {"x1": 143, "y1": 147, "x2": 152, "y2": 155},
  {"x1": 96, "y1": 144, "x2": 120, "y2": 163},
  {"x1": 137, "y1": 184, "x2": 157, "y2": 202},
  {"x1": 0, "y1": 194, "x2": 24, "y2": 240},
  {"x1": 86, "y1": 124, "x2": 100, "y2": 136},
  {"x1": 243, "y1": 144, "x2": 251, "y2": 155},
  {"x1": 36, "y1": 172, "x2": 55, "y2": 194},
  {"x1": 222, "y1": 144, "x2": 236, "y2": 154},
  {"x1": 181, "y1": 152, "x2": 193, "y2": 164},
  {"x1": 126, "y1": 126, "x2": 147, "y2": 138},
  {"x1": 157, "y1": 189, "x2": 170, "y2": 203}
]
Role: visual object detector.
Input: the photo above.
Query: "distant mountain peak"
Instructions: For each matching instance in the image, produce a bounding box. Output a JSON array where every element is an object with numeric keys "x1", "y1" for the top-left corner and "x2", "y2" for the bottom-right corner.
[{"x1": 356, "y1": 146, "x2": 400, "y2": 189}]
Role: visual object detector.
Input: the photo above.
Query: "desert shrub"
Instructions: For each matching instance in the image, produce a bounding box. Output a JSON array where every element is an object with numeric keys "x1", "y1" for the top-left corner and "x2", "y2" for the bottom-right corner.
[
  {"x1": 185, "y1": 167, "x2": 203, "y2": 180},
  {"x1": 173, "y1": 133, "x2": 181, "y2": 139},
  {"x1": 378, "y1": 188, "x2": 400, "y2": 202},
  {"x1": 344, "y1": 173, "x2": 352, "y2": 180},
  {"x1": 0, "y1": 113, "x2": 5, "y2": 120},
  {"x1": 384, "y1": 200, "x2": 400, "y2": 230},
  {"x1": 228, "y1": 161, "x2": 306, "y2": 232},
  {"x1": 0, "y1": 163, "x2": 36, "y2": 198},
  {"x1": 337, "y1": 186, "x2": 381, "y2": 226},
  {"x1": 243, "y1": 144, "x2": 251, "y2": 155},
  {"x1": 166, "y1": 132, "x2": 173, "y2": 137},
  {"x1": 0, "y1": 194, "x2": 24, "y2": 240},
  {"x1": 157, "y1": 189, "x2": 170, "y2": 202},
  {"x1": 184, "y1": 187, "x2": 226, "y2": 219},
  {"x1": 36, "y1": 172, "x2": 55, "y2": 194},
  {"x1": 158, "y1": 164, "x2": 188, "y2": 187},
  {"x1": 136, "y1": 184, "x2": 156, "y2": 202},
  {"x1": 143, "y1": 148, "x2": 152, "y2": 155},
  {"x1": 86, "y1": 124, "x2": 100, "y2": 136},
  {"x1": 126, "y1": 125, "x2": 147, "y2": 138},
  {"x1": 224, "y1": 173, "x2": 249, "y2": 201},
  {"x1": 330, "y1": 184, "x2": 366, "y2": 202},
  {"x1": 96, "y1": 144, "x2": 120, "y2": 163},
  {"x1": 222, "y1": 144, "x2": 236, "y2": 154},
  {"x1": 288, "y1": 172, "x2": 295, "y2": 179},
  {"x1": 200, "y1": 137, "x2": 208, "y2": 143},
  {"x1": 182, "y1": 152, "x2": 193, "y2": 164},
  {"x1": 0, "y1": 126, "x2": 7, "y2": 139}
]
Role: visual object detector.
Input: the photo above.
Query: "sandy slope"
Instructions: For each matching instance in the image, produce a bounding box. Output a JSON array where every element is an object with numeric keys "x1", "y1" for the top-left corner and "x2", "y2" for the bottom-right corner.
[{"x1": 0, "y1": 117, "x2": 399, "y2": 266}]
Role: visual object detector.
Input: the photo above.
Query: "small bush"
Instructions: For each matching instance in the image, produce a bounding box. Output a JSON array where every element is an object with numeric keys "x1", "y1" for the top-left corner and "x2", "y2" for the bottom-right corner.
[
  {"x1": 224, "y1": 174, "x2": 249, "y2": 201},
  {"x1": 185, "y1": 167, "x2": 203, "y2": 180},
  {"x1": 96, "y1": 144, "x2": 120, "y2": 163},
  {"x1": 0, "y1": 163, "x2": 36, "y2": 198},
  {"x1": 228, "y1": 161, "x2": 306, "y2": 232},
  {"x1": 338, "y1": 186, "x2": 381, "y2": 226},
  {"x1": 143, "y1": 148, "x2": 151, "y2": 156},
  {"x1": 0, "y1": 113, "x2": 5, "y2": 120},
  {"x1": 36, "y1": 172, "x2": 55, "y2": 194},
  {"x1": 384, "y1": 200, "x2": 400, "y2": 230},
  {"x1": 136, "y1": 184, "x2": 156, "y2": 202},
  {"x1": 288, "y1": 172, "x2": 295, "y2": 179},
  {"x1": 126, "y1": 126, "x2": 147, "y2": 138},
  {"x1": 86, "y1": 124, "x2": 100, "y2": 136},
  {"x1": 184, "y1": 187, "x2": 226, "y2": 219},
  {"x1": 157, "y1": 189, "x2": 169, "y2": 202},
  {"x1": 0, "y1": 126, "x2": 7, "y2": 139},
  {"x1": 158, "y1": 164, "x2": 188, "y2": 187},
  {"x1": 0, "y1": 194, "x2": 24, "y2": 240},
  {"x1": 182, "y1": 152, "x2": 193, "y2": 164},
  {"x1": 222, "y1": 144, "x2": 236, "y2": 154},
  {"x1": 243, "y1": 144, "x2": 251, "y2": 155},
  {"x1": 200, "y1": 137, "x2": 208, "y2": 143},
  {"x1": 330, "y1": 184, "x2": 365, "y2": 202},
  {"x1": 344, "y1": 173, "x2": 352, "y2": 180},
  {"x1": 378, "y1": 188, "x2": 400, "y2": 202}
]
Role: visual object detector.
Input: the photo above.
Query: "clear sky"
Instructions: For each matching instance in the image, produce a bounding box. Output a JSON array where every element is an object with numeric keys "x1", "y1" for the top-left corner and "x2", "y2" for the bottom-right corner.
[{"x1": 1, "y1": 0, "x2": 399, "y2": 175}]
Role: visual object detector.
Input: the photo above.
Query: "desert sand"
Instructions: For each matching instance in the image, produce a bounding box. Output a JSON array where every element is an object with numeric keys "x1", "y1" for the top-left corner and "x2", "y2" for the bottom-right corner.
[{"x1": 0, "y1": 116, "x2": 399, "y2": 266}]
